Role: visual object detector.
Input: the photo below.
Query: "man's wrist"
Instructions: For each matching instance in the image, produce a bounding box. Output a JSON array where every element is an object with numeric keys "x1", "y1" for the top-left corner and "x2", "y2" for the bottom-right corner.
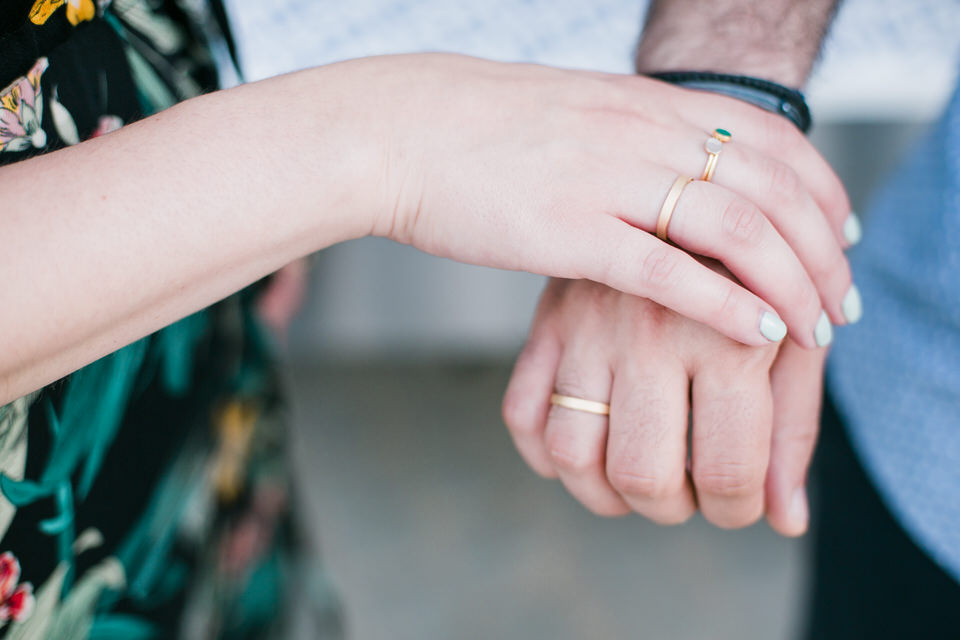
[{"x1": 635, "y1": 0, "x2": 840, "y2": 89}]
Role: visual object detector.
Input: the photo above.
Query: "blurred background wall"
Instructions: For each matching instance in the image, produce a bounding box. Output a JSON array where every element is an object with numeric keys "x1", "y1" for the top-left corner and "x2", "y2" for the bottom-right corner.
[{"x1": 220, "y1": 2, "x2": 960, "y2": 638}]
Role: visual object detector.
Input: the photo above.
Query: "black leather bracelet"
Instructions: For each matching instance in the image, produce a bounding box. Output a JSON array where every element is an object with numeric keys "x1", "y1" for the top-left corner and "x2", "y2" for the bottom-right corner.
[{"x1": 648, "y1": 71, "x2": 812, "y2": 133}]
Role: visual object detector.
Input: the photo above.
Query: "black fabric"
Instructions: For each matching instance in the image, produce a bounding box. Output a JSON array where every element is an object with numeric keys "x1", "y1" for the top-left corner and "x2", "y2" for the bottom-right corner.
[
  {"x1": 0, "y1": 0, "x2": 91, "y2": 88},
  {"x1": 804, "y1": 396, "x2": 960, "y2": 639},
  {"x1": 0, "y1": 0, "x2": 32, "y2": 35}
]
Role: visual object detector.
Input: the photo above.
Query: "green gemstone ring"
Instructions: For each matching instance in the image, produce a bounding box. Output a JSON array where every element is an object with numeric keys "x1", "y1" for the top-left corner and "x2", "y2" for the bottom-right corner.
[{"x1": 713, "y1": 128, "x2": 732, "y2": 142}]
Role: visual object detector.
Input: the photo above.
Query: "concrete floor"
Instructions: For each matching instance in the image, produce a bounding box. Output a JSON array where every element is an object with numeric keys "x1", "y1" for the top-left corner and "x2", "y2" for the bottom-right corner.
[{"x1": 285, "y1": 362, "x2": 809, "y2": 640}]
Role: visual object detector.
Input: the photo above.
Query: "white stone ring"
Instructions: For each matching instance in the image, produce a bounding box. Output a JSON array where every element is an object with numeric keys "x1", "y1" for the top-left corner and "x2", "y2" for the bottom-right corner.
[{"x1": 699, "y1": 128, "x2": 732, "y2": 182}]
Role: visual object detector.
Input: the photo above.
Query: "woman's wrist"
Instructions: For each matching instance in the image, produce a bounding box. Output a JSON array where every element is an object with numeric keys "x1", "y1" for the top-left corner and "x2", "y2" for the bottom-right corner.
[{"x1": 240, "y1": 61, "x2": 390, "y2": 247}]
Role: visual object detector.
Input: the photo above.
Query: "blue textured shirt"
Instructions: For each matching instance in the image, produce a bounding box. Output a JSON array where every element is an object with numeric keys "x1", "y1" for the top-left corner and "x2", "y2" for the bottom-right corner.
[{"x1": 828, "y1": 81, "x2": 960, "y2": 580}]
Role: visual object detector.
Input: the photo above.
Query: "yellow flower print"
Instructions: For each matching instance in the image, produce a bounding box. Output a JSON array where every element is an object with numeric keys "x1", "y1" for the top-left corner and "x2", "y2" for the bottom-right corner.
[
  {"x1": 29, "y1": 0, "x2": 96, "y2": 26},
  {"x1": 65, "y1": 0, "x2": 96, "y2": 26},
  {"x1": 28, "y1": 0, "x2": 64, "y2": 24},
  {"x1": 211, "y1": 400, "x2": 260, "y2": 503}
]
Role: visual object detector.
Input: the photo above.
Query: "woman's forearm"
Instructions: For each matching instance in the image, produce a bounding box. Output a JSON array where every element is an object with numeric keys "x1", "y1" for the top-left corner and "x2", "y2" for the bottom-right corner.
[{"x1": 0, "y1": 62, "x2": 379, "y2": 403}]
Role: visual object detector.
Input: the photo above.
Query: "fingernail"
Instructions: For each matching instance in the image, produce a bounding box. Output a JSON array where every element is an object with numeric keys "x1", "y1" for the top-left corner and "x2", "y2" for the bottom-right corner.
[
  {"x1": 814, "y1": 310, "x2": 833, "y2": 347},
  {"x1": 759, "y1": 311, "x2": 787, "y2": 342},
  {"x1": 843, "y1": 212, "x2": 862, "y2": 246},
  {"x1": 842, "y1": 284, "x2": 862, "y2": 324},
  {"x1": 789, "y1": 486, "x2": 809, "y2": 532}
]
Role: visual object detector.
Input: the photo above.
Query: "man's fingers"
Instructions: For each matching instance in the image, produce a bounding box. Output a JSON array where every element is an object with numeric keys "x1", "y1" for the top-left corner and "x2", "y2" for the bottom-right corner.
[
  {"x1": 502, "y1": 321, "x2": 563, "y2": 478},
  {"x1": 765, "y1": 338, "x2": 827, "y2": 537},
  {"x1": 606, "y1": 354, "x2": 696, "y2": 525},
  {"x1": 543, "y1": 352, "x2": 630, "y2": 516},
  {"x1": 691, "y1": 353, "x2": 775, "y2": 529}
]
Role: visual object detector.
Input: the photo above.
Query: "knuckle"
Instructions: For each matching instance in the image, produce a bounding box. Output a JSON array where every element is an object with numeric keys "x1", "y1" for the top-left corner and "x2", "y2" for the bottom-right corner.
[
  {"x1": 545, "y1": 429, "x2": 598, "y2": 476},
  {"x1": 721, "y1": 198, "x2": 766, "y2": 245},
  {"x1": 709, "y1": 341, "x2": 778, "y2": 373},
  {"x1": 694, "y1": 460, "x2": 765, "y2": 498},
  {"x1": 774, "y1": 422, "x2": 819, "y2": 456},
  {"x1": 552, "y1": 367, "x2": 587, "y2": 399},
  {"x1": 776, "y1": 268, "x2": 821, "y2": 317},
  {"x1": 707, "y1": 506, "x2": 763, "y2": 530},
  {"x1": 715, "y1": 281, "x2": 742, "y2": 322},
  {"x1": 761, "y1": 113, "x2": 801, "y2": 154},
  {"x1": 592, "y1": 232, "x2": 628, "y2": 286},
  {"x1": 811, "y1": 252, "x2": 852, "y2": 297},
  {"x1": 548, "y1": 444, "x2": 598, "y2": 476},
  {"x1": 501, "y1": 391, "x2": 537, "y2": 437},
  {"x1": 646, "y1": 504, "x2": 696, "y2": 527},
  {"x1": 639, "y1": 246, "x2": 679, "y2": 292},
  {"x1": 608, "y1": 459, "x2": 676, "y2": 499},
  {"x1": 735, "y1": 342, "x2": 779, "y2": 369},
  {"x1": 764, "y1": 159, "x2": 803, "y2": 201},
  {"x1": 789, "y1": 278, "x2": 822, "y2": 319}
]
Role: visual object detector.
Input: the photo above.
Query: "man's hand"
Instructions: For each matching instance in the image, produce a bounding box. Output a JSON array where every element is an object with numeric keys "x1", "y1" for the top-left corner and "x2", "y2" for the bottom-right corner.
[{"x1": 503, "y1": 279, "x2": 823, "y2": 534}]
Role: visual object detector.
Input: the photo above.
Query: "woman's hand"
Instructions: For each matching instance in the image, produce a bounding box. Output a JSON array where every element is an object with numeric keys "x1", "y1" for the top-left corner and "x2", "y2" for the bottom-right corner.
[
  {"x1": 365, "y1": 54, "x2": 856, "y2": 348},
  {"x1": 502, "y1": 278, "x2": 826, "y2": 534}
]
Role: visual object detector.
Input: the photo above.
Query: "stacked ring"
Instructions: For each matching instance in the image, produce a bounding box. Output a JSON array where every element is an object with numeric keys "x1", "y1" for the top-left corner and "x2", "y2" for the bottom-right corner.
[{"x1": 700, "y1": 128, "x2": 732, "y2": 182}]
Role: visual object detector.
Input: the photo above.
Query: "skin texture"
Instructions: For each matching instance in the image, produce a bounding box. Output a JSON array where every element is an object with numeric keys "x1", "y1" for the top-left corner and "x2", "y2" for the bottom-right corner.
[
  {"x1": 0, "y1": 53, "x2": 848, "y2": 405},
  {"x1": 504, "y1": 0, "x2": 845, "y2": 535}
]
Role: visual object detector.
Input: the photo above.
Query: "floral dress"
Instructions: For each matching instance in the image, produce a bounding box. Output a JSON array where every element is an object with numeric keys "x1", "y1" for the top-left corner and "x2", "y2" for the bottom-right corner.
[{"x1": 0, "y1": 1, "x2": 340, "y2": 638}]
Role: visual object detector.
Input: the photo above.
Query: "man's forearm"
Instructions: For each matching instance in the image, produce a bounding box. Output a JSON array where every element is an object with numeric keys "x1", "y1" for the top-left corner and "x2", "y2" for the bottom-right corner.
[{"x1": 635, "y1": 0, "x2": 840, "y2": 88}]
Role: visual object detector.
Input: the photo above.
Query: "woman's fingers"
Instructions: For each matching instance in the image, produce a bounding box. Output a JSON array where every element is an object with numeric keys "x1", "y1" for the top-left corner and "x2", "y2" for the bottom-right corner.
[
  {"x1": 669, "y1": 90, "x2": 855, "y2": 246},
  {"x1": 606, "y1": 354, "x2": 696, "y2": 525},
  {"x1": 765, "y1": 338, "x2": 827, "y2": 537},
  {"x1": 680, "y1": 140, "x2": 858, "y2": 327},
  {"x1": 666, "y1": 181, "x2": 826, "y2": 348},
  {"x1": 584, "y1": 218, "x2": 788, "y2": 347},
  {"x1": 543, "y1": 351, "x2": 630, "y2": 517},
  {"x1": 593, "y1": 172, "x2": 826, "y2": 348},
  {"x1": 691, "y1": 352, "x2": 776, "y2": 529}
]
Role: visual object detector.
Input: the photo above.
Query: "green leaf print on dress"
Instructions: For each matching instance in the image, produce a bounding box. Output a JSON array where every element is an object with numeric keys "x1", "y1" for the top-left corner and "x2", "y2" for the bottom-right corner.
[{"x1": 0, "y1": 395, "x2": 37, "y2": 539}]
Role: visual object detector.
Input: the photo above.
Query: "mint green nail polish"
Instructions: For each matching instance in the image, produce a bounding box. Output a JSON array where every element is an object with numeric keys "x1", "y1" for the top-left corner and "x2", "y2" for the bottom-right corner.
[
  {"x1": 760, "y1": 311, "x2": 787, "y2": 342},
  {"x1": 842, "y1": 285, "x2": 863, "y2": 324},
  {"x1": 814, "y1": 310, "x2": 833, "y2": 347},
  {"x1": 843, "y1": 212, "x2": 862, "y2": 246}
]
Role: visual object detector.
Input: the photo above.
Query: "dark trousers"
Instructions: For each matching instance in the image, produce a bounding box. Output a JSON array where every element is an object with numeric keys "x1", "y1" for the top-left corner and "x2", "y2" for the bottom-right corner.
[{"x1": 804, "y1": 397, "x2": 960, "y2": 639}]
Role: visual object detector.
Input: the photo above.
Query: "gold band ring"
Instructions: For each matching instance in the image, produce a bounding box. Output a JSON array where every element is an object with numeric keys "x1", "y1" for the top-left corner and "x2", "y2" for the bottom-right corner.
[
  {"x1": 656, "y1": 176, "x2": 694, "y2": 242},
  {"x1": 549, "y1": 393, "x2": 610, "y2": 416},
  {"x1": 699, "y1": 128, "x2": 732, "y2": 182}
]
